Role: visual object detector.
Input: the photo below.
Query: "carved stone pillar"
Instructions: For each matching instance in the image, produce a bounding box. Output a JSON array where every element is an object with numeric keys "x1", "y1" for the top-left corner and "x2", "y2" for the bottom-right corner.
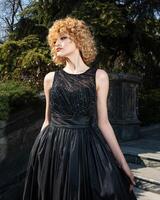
[{"x1": 108, "y1": 72, "x2": 142, "y2": 142}]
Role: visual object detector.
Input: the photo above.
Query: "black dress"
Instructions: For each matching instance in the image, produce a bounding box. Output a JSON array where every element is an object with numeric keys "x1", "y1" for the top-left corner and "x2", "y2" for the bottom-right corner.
[{"x1": 23, "y1": 66, "x2": 137, "y2": 200}]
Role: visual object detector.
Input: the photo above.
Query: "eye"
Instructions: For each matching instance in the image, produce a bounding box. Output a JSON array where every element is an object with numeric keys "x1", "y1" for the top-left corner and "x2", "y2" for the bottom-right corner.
[{"x1": 60, "y1": 36, "x2": 67, "y2": 40}]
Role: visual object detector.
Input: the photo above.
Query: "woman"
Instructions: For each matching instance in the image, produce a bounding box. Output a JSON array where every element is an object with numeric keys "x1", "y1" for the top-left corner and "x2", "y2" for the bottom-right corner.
[{"x1": 23, "y1": 16, "x2": 137, "y2": 200}]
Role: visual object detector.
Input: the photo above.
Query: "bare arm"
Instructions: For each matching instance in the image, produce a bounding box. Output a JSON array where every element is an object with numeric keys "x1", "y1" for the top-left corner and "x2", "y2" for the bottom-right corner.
[
  {"x1": 96, "y1": 69, "x2": 136, "y2": 189},
  {"x1": 40, "y1": 71, "x2": 55, "y2": 131}
]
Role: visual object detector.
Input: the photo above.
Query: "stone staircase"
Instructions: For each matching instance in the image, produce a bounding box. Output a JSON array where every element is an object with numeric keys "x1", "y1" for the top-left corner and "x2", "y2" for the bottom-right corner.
[{"x1": 120, "y1": 126, "x2": 160, "y2": 200}]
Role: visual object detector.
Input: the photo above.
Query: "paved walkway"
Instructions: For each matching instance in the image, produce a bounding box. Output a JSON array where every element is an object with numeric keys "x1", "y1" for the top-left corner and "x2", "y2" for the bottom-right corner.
[
  {"x1": 120, "y1": 124, "x2": 160, "y2": 200},
  {"x1": 134, "y1": 187, "x2": 160, "y2": 200}
]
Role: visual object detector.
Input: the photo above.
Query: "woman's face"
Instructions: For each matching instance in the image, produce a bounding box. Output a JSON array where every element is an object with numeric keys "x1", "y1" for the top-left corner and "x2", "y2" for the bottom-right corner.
[{"x1": 54, "y1": 34, "x2": 78, "y2": 58}]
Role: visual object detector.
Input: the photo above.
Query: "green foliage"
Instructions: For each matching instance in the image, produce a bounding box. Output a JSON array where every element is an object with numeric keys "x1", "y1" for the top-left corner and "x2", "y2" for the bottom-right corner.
[
  {"x1": 71, "y1": 0, "x2": 160, "y2": 89},
  {"x1": 9, "y1": 18, "x2": 48, "y2": 41},
  {"x1": 21, "y1": 48, "x2": 49, "y2": 69},
  {"x1": 4, "y1": 0, "x2": 159, "y2": 90},
  {"x1": 0, "y1": 35, "x2": 53, "y2": 90},
  {"x1": 0, "y1": 80, "x2": 40, "y2": 120},
  {"x1": 138, "y1": 89, "x2": 160, "y2": 125},
  {"x1": 71, "y1": 1, "x2": 127, "y2": 70},
  {"x1": 0, "y1": 35, "x2": 42, "y2": 72},
  {"x1": 0, "y1": 40, "x2": 20, "y2": 73},
  {"x1": 20, "y1": 0, "x2": 82, "y2": 27},
  {"x1": 72, "y1": 1, "x2": 126, "y2": 37}
]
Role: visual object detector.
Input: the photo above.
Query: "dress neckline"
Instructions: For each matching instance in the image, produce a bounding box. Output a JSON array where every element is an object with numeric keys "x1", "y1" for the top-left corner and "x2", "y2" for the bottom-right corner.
[{"x1": 61, "y1": 67, "x2": 92, "y2": 75}]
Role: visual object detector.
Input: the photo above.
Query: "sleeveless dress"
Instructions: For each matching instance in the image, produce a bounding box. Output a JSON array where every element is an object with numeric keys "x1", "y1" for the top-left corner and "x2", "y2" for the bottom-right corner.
[{"x1": 23, "y1": 66, "x2": 137, "y2": 200}]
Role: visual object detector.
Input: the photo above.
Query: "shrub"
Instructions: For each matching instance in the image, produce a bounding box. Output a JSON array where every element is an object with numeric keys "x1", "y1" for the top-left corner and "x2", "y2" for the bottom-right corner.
[
  {"x1": 138, "y1": 88, "x2": 160, "y2": 125},
  {"x1": 12, "y1": 47, "x2": 52, "y2": 89},
  {"x1": 0, "y1": 80, "x2": 41, "y2": 120},
  {"x1": 0, "y1": 35, "x2": 54, "y2": 90}
]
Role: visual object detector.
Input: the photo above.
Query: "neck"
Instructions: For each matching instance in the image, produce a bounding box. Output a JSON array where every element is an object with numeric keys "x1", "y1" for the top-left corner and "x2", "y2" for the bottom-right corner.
[{"x1": 65, "y1": 49, "x2": 88, "y2": 73}]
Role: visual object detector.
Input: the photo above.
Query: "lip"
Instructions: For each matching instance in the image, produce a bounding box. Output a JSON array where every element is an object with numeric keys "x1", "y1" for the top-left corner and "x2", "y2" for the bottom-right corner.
[{"x1": 56, "y1": 48, "x2": 63, "y2": 52}]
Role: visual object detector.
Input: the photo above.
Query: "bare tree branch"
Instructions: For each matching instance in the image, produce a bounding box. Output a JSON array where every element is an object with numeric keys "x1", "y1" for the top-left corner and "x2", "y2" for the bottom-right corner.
[{"x1": 0, "y1": 0, "x2": 28, "y2": 39}]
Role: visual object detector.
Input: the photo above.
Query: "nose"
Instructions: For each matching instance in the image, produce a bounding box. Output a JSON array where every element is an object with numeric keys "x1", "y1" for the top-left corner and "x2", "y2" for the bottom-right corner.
[{"x1": 55, "y1": 38, "x2": 61, "y2": 47}]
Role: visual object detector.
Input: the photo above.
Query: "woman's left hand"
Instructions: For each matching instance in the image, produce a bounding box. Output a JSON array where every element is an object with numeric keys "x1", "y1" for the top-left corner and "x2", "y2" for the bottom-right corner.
[{"x1": 121, "y1": 162, "x2": 136, "y2": 192}]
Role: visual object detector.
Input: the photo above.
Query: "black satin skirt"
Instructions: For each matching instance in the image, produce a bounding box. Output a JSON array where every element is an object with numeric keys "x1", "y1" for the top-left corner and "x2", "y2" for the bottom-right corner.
[{"x1": 23, "y1": 122, "x2": 137, "y2": 200}]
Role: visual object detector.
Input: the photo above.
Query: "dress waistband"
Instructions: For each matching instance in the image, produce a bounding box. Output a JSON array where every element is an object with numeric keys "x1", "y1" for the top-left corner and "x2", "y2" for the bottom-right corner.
[
  {"x1": 50, "y1": 115, "x2": 91, "y2": 128},
  {"x1": 50, "y1": 123, "x2": 90, "y2": 128}
]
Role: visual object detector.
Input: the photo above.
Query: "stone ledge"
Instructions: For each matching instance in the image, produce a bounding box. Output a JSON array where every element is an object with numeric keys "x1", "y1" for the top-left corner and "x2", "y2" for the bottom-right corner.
[
  {"x1": 129, "y1": 163, "x2": 160, "y2": 194},
  {"x1": 121, "y1": 146, "x2": 160, "y2": 167}
]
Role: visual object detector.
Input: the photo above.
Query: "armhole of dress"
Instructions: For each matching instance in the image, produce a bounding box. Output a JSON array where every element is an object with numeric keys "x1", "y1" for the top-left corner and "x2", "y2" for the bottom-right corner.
[
  {"x1": 93, "y1": 67, "x2": 98, "y2": 125},
  {"x1": 94, "y1": 67, "x2": 98, "y2": 96},
  {"x1": 51, "y1": 70, "x2": 58, "y2": 89}
]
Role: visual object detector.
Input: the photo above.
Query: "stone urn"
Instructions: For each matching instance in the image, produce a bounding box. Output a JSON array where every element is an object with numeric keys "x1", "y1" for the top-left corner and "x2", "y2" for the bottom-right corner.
[{"x1": 108, "y1": 72, "x2": 142, "y2": 142}]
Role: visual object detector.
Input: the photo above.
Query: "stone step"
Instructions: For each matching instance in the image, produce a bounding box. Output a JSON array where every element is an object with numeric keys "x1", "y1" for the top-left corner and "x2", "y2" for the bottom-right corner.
[
  {"x1": 129, "y1": 163, "x2": 160, "y2": 194},
  {"x1": 133, "y1": 187, "x2": 160, "y2": 200},
  {"x1": 121, "y1": 146, "x2": 160, "y2": 167}
]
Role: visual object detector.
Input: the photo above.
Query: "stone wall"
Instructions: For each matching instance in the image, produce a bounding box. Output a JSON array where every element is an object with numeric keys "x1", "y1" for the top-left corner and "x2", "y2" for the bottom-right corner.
[{"x1": 0, "y1": 102, "x2": 45, "y2": 200}]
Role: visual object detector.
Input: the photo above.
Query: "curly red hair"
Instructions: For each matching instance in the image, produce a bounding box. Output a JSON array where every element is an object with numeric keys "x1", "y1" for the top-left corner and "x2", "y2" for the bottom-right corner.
[{"x1": 47, "y1": 16, "x2": 97, "y2": 65}]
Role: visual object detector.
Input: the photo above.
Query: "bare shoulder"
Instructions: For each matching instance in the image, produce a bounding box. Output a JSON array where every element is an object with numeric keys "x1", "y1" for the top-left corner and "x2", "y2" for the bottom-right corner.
[
  {"x1": 96, "y1": 68, "x2": 109, "y2": 80},
  {"x1": 44, "y1": 71, "x2": 56, "y2": 90},
  {"x1": 95, "y1": 68, "x2": 109, "y2": 90}
]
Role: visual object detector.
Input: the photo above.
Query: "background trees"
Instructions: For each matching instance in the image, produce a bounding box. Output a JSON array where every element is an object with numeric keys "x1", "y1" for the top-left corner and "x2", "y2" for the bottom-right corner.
[
  {"x1": 0, "y1": 0, "x2": 160, "y2": 124},
  {"x1": 0, "y1": 0, "x2": 29, "y2": 41},
  {"x1": 1, "y1": 0, "x2": 159, "y2": 89}
]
